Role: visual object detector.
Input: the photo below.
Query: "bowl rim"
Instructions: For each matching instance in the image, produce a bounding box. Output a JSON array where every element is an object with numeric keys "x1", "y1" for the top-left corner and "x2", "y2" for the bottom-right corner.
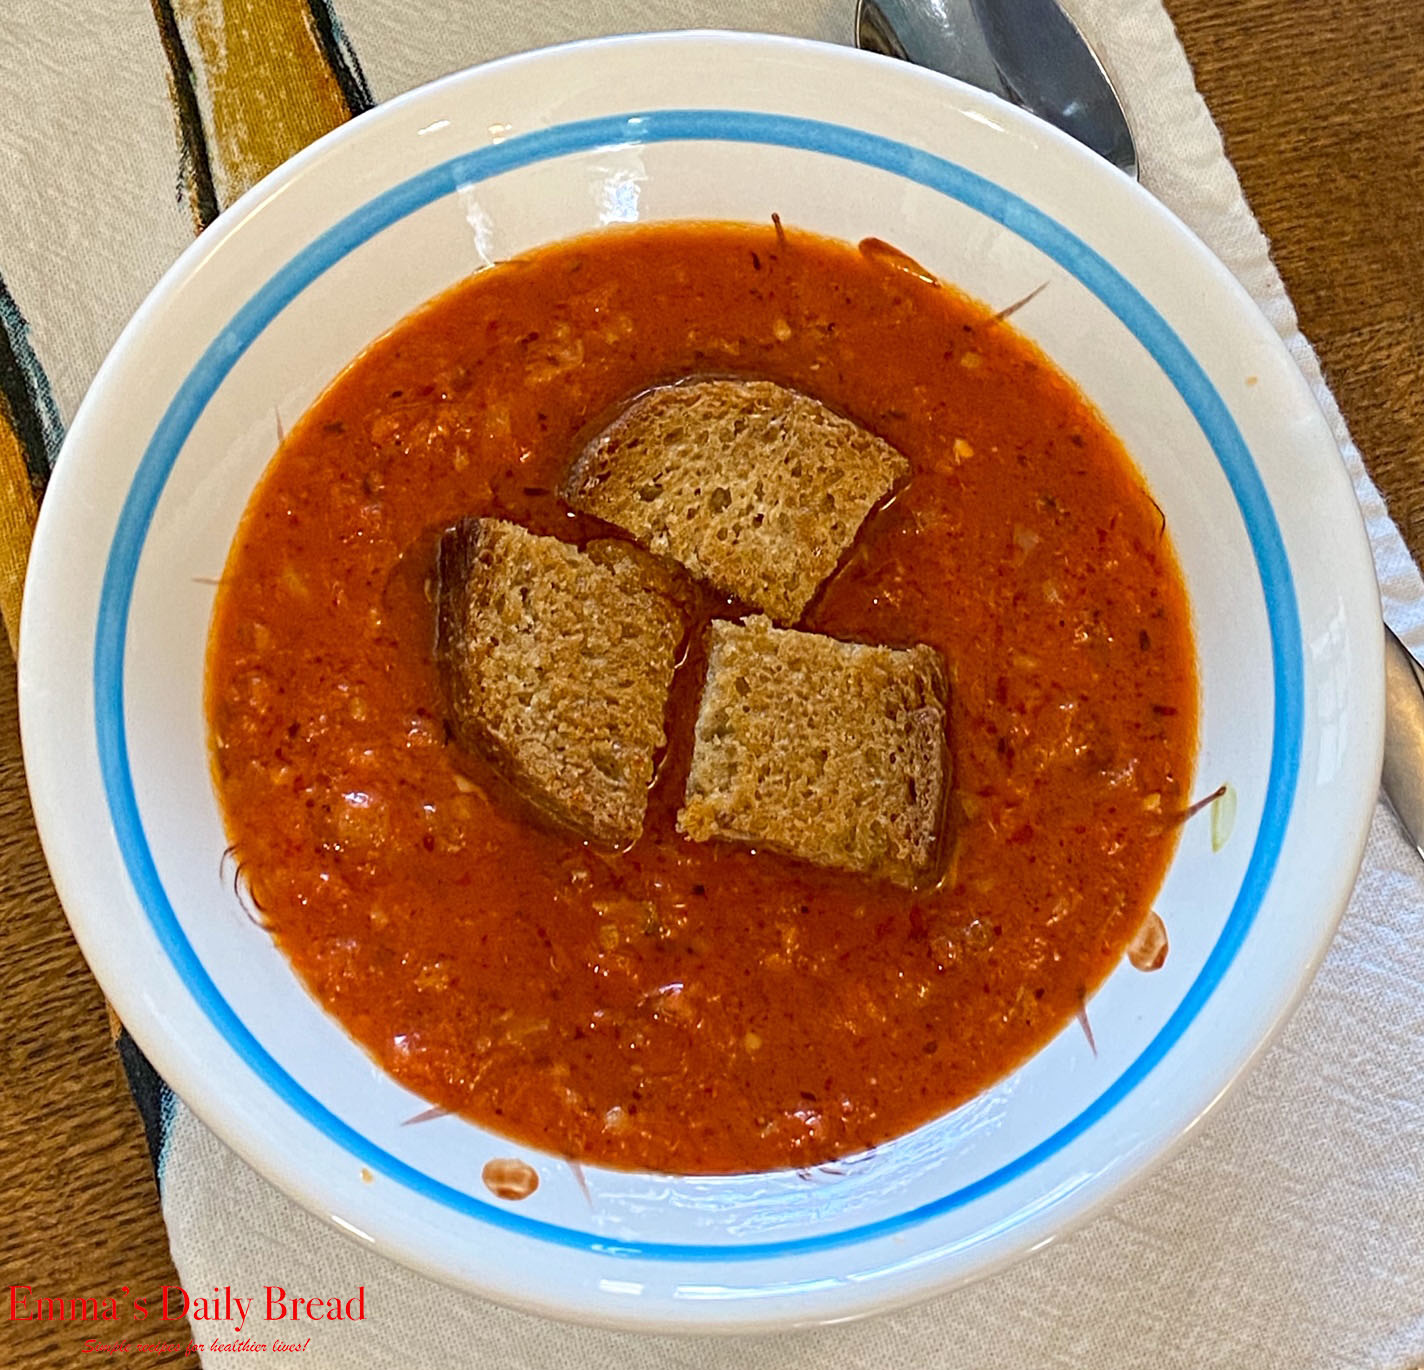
[{"x1": 18, "y1": 30, "x2": 1384, "y2": 1331}]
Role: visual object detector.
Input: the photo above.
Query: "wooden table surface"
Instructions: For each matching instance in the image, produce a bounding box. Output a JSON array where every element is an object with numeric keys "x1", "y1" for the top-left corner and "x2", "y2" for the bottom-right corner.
[{"x1": 2, "y1": 2, "x2": 1420, "y2": 1365}]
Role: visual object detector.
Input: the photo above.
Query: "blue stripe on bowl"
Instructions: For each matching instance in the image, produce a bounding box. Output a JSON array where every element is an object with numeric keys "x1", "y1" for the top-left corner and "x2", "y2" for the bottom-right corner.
[{"x1": 93, "y1": 109, "x2": 1302, "y2": 1261}]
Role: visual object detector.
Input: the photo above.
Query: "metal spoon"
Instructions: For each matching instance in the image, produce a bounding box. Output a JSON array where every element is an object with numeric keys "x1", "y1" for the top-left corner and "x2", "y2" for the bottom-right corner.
[
  {"x1": 1384, "y1": 626, "x2": 1424, "y2": 860},
  {"x1": 855, "y1": 0, "x2": 1138, "y2": 177},
  {"x1": 856, "y1": 0, "x2": 1421, "y2": 854}
]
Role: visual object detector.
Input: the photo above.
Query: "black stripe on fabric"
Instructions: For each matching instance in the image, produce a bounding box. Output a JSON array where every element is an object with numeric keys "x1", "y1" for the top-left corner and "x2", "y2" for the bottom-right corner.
[
  {"x1": 307, "y1": 0, "x2": 376, "y2": 116},
  {"x1": 116, "y1": 1028, "x2": 175, "y2": 1179},
  {"x1": 0, "y1": 274, "x2": 65, "y2": 498},
  {"x1": 148, "y1": 0, "x2": 222, "y2": 231}
]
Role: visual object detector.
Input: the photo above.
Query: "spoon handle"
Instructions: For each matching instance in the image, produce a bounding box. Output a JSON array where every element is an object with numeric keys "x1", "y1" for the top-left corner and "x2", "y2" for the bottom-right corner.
[{"x1": 1382, "y1": 625, "x2": 1424, "y2": 860}]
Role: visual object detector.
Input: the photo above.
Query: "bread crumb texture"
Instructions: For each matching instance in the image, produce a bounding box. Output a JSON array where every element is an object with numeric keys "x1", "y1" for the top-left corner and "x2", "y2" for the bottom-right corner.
[
  {"x1": 435, "y1": 518, "x2": 683, "y2": 845},
  {"x1": 679, "y1": 616, "x2": 949, "y2": 886},
  {"x1": 563, "y1": 379, "x2": 907, "y2": 624}
]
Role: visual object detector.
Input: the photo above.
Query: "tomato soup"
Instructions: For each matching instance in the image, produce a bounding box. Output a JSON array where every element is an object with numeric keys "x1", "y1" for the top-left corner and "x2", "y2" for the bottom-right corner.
[{"x1": 206, "y1": 222, "x2": 1197, "y2": 1174}]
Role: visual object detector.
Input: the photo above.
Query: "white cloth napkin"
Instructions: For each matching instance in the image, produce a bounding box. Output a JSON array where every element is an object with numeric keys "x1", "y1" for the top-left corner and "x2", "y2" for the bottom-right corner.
[{"x1": 13, "y1": 0, "x2": 1423, "y2": 1363}]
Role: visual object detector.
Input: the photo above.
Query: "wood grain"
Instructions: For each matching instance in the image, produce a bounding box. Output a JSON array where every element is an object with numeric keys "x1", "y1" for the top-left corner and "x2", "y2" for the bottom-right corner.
[
  {"x1": 0, "y1": 633, "x2": 196, "y2": 1368},
  {"x1": 2, "y1": 3, "x2": 1420, "y2": 1366},
  {"x1": 1168, "y1": 0, "x2": 1424, "y2": 560}
]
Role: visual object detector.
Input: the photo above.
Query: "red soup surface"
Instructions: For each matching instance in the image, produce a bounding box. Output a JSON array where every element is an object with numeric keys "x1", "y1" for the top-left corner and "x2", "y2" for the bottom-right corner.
[{"x1": 207, "y1": 221, "x2": 1197, "y2": 1174}]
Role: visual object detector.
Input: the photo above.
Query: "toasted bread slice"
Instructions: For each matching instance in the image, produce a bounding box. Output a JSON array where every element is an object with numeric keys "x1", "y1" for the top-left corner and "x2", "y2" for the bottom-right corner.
[
  {"x1": 562, "y1": 379, "x2": 908, "y2": 624},
  {"x1": 434, "y1": 518, "x2": 683, "y2": 846},
  {"x1": 678, "y1": 616, "x2": 948, "y2": 886}
]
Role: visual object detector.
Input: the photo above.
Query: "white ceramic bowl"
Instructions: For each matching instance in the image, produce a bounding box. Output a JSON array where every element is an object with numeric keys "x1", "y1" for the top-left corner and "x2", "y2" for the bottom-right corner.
[{"x1": 19, "y1": 33, "x2": 1382, "y2": 1332}]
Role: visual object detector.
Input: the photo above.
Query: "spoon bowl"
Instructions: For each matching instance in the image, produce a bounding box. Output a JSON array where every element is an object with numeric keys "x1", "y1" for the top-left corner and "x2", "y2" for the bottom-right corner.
[{"x1": 854, "y1": 0, "x2": 1139, "y2": 176}]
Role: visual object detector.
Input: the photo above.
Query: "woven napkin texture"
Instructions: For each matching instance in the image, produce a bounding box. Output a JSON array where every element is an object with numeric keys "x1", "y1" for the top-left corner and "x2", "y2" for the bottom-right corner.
[{"x1": 3, "y1": 1, "x2": 1422, "y2": 1366}]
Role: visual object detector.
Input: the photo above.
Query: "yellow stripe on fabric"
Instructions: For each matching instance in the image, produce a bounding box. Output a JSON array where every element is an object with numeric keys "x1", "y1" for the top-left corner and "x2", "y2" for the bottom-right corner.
[
  {"x1": 0, "y1": 415, "x2": 38, "y2": 653},
  {"x1": 172, "y1": 0, "x2": 357, "y2": 208}
]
